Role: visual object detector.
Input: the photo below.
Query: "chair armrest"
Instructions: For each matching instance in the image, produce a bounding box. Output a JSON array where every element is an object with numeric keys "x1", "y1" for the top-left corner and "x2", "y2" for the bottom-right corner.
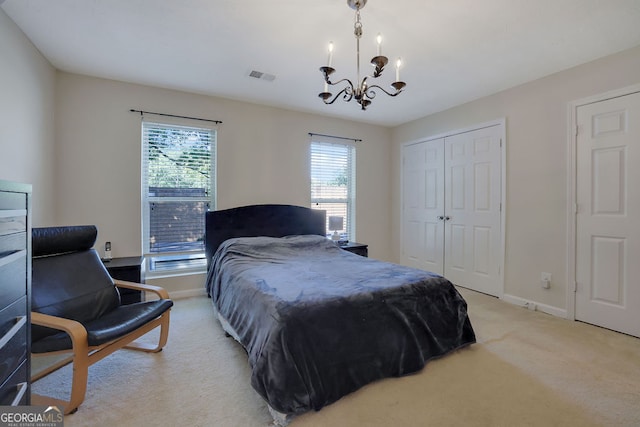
[
  {"x1": 113, "y1": 279, "x2": 170, "y2": 299},
  {"x1": 31, "y1": 312, "x2": 88, "y2": 344}
]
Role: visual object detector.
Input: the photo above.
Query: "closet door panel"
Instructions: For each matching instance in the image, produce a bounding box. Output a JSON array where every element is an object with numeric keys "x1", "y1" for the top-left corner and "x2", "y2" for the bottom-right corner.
[
  {"x1": 444, "y1": 127, "x2": 501, "y2": 296},
  {"x1": 401, "y1": 139, "x2": 444, "y2": 274}
]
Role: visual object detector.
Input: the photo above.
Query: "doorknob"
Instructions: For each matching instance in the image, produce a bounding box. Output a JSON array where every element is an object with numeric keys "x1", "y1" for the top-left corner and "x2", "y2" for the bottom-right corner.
[
  {"x1": 444, "y1": 216, "x2": 451, "y2": 221},
  {"x1": 438, "y1": 216, "x2": 444, "y2": 220}
]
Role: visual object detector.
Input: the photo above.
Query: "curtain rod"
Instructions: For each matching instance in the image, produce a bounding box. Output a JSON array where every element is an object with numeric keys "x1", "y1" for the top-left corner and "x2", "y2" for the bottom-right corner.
[
  {"x1": 129, "y1": 109, "x2": 222, "y2": 124},
  {"x1": 308, "y1": 132, "x2": 362, "y2": 143}
]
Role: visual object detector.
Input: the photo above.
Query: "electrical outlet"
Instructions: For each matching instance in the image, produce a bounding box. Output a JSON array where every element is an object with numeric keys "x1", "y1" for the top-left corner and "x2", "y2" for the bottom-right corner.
[
  {"x1": 104, "y1": 241, "x2": 112, "y2": 261},
  {"x1": 540, "y1": 272, "x2": 551, "y2": 289}
]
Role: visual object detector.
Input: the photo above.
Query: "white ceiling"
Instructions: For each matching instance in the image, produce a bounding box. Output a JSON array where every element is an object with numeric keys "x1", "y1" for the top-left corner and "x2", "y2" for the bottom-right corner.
[{"x1": 3, "y1": 0, "x2": 640, "y2": 127}]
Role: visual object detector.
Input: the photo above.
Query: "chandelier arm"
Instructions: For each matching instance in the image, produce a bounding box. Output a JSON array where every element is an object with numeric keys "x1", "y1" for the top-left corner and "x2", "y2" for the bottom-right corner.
[
  {"x1": 365, "y1": 84, "x2": 404, "y2": 97},
  {"x1": 326, "y1": 78, "x2": 355, "y2": 89},
  {"x1": 321, "y1": 87, "x2": 354, "y2": 105}
]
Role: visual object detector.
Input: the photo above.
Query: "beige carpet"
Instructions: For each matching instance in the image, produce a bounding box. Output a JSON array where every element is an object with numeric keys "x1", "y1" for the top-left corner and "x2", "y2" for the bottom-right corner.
[{"x1": 31, "y1": 288, "x2": 640, "y2": 426}]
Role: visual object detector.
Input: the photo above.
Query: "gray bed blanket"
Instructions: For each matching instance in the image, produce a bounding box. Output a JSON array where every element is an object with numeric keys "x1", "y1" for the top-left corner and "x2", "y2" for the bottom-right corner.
[{"x1": 205, "y1": 235, "x2": 476, "y2": 415}]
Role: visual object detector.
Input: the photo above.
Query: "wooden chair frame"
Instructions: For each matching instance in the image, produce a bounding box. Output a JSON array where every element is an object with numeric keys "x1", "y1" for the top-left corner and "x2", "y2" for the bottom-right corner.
[{"x1": 30, "y1": 280, "x2": 171, "y2": 414}]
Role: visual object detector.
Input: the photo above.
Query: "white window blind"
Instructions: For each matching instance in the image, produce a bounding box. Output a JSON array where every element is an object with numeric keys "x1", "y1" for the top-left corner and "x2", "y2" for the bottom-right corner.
[
  {"x1": 142, "y1": 121, "x2": 216, "y2": 274},
  {"x1": 310, "y1": 140, "x2": 356, "y2": 241}
]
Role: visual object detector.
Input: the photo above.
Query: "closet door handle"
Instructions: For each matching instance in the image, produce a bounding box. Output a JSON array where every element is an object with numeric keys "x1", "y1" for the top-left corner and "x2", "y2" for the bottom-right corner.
[
  {"x1": 437, "y1": 216, "x2": 444, "y2": 221},
  {"x1": 444, "y1": 216, "x2": 451, "y2": 221}
]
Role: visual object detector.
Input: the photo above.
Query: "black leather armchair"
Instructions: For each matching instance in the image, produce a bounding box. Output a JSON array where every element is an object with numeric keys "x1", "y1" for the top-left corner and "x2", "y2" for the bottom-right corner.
[{"x1": 30, "y1": 225, "x2": 173, "y2": 414}]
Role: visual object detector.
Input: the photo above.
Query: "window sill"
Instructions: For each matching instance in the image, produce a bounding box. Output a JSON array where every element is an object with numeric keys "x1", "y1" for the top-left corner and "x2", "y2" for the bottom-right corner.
[
  {"x1": 145, "y1": 267, "x2": 207, "y2": 280},
  {"x1": 145, "y1": 252, "x2": 207, "y2": 279}
]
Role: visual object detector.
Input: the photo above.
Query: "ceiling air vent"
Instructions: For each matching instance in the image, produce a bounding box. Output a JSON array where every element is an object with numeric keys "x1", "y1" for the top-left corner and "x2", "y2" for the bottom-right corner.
[{"x1": 248, "y1": 70, "x2": 276, "y2": 82}]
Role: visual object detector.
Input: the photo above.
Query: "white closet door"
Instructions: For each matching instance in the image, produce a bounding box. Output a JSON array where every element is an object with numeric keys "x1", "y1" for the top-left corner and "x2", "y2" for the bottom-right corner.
[
  {"x1": 401, "y1": 139, "x2": 445, "y2": 274},
  {"x1": 401, "y1": 124, "x2": 502, "y2": 297},
  {"x1": 575, "y1": 91, "x2": 640, "y2": 338},
  {"x1": 444, "y1": 126, "x2": 502, "y2": 296}
]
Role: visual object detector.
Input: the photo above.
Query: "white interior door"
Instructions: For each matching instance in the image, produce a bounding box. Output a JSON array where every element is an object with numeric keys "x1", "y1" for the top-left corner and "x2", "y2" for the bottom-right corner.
[
  {"x1": 401, "y1": 139, "x2": 445, "y2": 274},
  {"x1": 575, "y1": 91, "x2": 640, "y2": 338},
  {"x1": 444, "y1": 126, "x2": 502, "y2": 296}
]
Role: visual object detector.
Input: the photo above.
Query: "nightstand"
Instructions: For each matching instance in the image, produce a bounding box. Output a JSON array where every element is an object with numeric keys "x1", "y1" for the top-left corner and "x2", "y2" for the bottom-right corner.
[
  {"x1": 340, "y1": 242, "x2": 368, "y2": 257},
  {"x1": 103, "y1": 256, "x2": 145, "y2": 304}
]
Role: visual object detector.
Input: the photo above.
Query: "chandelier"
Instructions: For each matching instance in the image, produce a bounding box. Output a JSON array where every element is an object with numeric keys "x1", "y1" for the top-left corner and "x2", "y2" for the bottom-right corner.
[{"x1": 318, "y1": 0, "x2": 406, "y2": 110}]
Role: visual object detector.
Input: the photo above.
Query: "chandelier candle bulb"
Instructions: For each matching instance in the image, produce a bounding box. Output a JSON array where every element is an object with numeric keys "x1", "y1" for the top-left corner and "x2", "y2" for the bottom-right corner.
[
  {"x1": 377, "y1": 33, "x2": 382, "y2": 56},
  {"x1": 328, "y1": 42, "x2": 334, "y2": 67},
  {"x1": 396, "y1": 58, "x2": 402, "y2": 81}
]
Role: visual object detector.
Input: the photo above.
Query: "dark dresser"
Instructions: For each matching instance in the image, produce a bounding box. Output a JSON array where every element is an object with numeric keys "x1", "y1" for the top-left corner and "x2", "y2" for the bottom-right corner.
[{"x1": 0, "y1": 180, "x2": 31, "y2": 406}]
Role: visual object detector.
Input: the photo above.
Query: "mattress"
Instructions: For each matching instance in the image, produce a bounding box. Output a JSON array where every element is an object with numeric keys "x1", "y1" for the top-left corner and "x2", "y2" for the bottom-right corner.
[{"x1": 205, "y1": 234, "x2": 476, "y2": 415}]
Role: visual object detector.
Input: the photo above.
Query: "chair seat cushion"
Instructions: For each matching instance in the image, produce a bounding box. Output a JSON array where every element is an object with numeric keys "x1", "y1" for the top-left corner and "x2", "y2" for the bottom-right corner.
[{"x1": 32, "y1": 299, "x2": 174, "y2": 353}]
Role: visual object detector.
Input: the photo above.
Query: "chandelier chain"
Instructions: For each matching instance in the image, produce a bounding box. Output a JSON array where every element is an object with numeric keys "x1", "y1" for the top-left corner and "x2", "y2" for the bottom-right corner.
[{"x1": 355, "y1": 10, "x2": 362, "y2": 87}]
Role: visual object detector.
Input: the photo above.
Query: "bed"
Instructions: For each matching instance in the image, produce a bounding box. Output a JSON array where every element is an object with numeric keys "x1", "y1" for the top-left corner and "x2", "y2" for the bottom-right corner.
[{"x1": 204, "y1": 204, "x2": 475, "y2": 422}]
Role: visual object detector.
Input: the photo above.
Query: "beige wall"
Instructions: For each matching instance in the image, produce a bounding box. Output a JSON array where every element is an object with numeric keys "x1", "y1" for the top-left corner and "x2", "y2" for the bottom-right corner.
[
  {"x1": 5, "y1": 4, "x2": 640, "y2": 307},
  {"x1": 54, "y1": 73, "x2": 392, "y2": 293},
  {"x1": 2, "y1": 4, "x2": 392, "y2": 296},
  {"x1": 0, "y1": 8, "x2": 56, "y2": 225},
  {"x1": 391, "y1": 45, "x2": 640, "y2": 313}
]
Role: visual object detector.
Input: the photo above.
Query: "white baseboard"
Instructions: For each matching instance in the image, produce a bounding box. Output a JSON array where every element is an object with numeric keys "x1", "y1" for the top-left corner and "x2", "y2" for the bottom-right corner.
[
  {"x1": 501, "y1": 293, "x2": 568, "y2": 319},
  {"x1": 153, "y1": 287, "x2": 569, "y2": 318}
]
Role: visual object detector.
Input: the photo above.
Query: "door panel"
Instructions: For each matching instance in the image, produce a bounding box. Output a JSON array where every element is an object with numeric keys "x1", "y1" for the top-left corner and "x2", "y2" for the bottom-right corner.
[
  {"x1": 401, "y1": 142, "x2": 424, "y2": 269},
  {"x1": 591, "y1": 236, "x2": 624, "y2": 305},
  {"x1": 444, "y1": 126, "x2": 502, "y2": 296},
  {"x1": 473, "y1": 225, "x2": 491, "y2": 275},
  {"x1": 401, "y1": 139, "x2": 444, "y2": 274},
  {"x1": 449, "y1": 224, "x2": 466, "y2": 271},
  {"x1": 575, "y1": 91, "x2": 640, "y2": 337}
]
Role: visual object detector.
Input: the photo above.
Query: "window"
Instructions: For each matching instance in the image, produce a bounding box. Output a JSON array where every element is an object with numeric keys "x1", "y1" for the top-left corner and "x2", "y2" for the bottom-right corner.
[
  {"x1": 310, "y1": 140, "x2": 356, "y2": 241},
  {"x1": 142, "y1": 121, "x2": 216, "y2": 276}
]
